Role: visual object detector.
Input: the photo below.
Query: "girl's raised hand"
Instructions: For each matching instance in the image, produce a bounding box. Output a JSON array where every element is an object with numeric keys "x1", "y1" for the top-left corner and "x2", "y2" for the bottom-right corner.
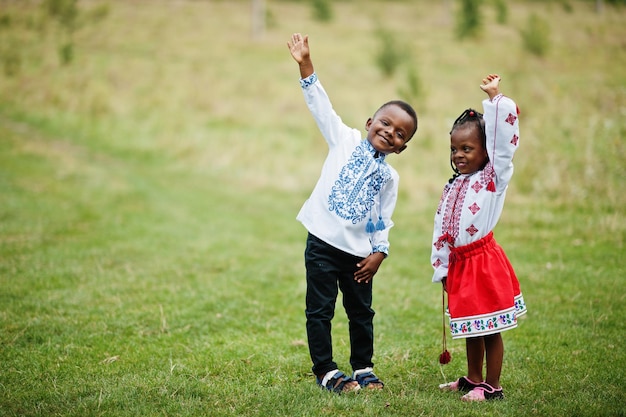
[{"x1": 480, "y1": 73, "x2": 501, "y2": 100}]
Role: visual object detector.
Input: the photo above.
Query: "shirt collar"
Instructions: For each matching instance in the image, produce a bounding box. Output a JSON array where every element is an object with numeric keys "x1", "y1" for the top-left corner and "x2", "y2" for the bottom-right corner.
[{"x1": 364, "y1": 139, "x2": 386, "y2": 160}]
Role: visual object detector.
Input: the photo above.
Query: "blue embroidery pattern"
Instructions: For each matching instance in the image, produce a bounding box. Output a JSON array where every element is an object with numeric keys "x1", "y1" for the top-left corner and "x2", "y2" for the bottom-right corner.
[
  {"x1": 300, "y1": 73, "x2": 318, "y2": 89},
  {"x1": 372, "y1": 245, "x2": 388, "y2": 254},
  {"x1": 328, "y1": 142, "x2": 391, "y2": 225}
]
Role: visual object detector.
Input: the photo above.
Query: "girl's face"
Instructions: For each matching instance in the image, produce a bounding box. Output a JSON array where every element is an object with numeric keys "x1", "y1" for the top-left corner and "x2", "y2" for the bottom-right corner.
[
  {"x1": 365, "y1": 105, "x2": 415, "y2": 155},
  {"x1": 450, "y1": 125, "x2": 488, "y2": 175}
]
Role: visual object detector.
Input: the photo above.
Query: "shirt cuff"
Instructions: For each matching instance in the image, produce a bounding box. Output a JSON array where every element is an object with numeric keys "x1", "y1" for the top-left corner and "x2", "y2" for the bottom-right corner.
[
  {"x1": 372, "y1": 245, "x2": 389, "y2": 257},
  {"x1": 299, "y1": 72, "x2": 318, "y2": 89},
  {"x1": 490, "y1": 93, "x2": 503, "y2": 103}
]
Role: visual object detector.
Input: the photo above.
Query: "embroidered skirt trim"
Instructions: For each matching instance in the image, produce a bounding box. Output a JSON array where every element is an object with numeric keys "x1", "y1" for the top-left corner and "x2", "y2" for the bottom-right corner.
[{"x1": 449, "y1": 294, "x2": 526, "y2": 339}]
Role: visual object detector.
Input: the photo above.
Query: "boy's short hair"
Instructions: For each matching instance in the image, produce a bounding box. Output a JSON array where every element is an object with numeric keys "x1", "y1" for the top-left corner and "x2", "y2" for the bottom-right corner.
[{"x1": 375, "y1": 100, "x2": 418, "y2": 140}]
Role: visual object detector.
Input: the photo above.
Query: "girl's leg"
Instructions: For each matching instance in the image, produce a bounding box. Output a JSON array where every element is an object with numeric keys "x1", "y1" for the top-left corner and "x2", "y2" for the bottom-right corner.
[
  {"x1": 465, "y1": 337, "x2": 485, "y2": 384},
  {"x1": 484, "y1": 333, "x2": 504, "y2": 389}
]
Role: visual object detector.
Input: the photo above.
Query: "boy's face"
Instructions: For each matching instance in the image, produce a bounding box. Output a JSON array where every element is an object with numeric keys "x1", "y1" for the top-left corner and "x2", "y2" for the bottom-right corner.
[
  {"x1": 365, "y1": 105, "x2": 415, "y2": 155},
  {"x1": 450, "y1": 125, "x2": 488, "y2": 174}
]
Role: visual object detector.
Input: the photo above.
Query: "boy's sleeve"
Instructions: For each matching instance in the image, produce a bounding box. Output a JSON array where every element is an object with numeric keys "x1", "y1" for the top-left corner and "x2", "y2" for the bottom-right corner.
[
  {"x1": 369, "y1": 171, "x2": 399, "y2": 256},
  {"x1": 301, "y1": 73, "x2": 358, "y2": 148},
  {"x1": 482, "y1": 94, "x2": 520, "y2": 193}
]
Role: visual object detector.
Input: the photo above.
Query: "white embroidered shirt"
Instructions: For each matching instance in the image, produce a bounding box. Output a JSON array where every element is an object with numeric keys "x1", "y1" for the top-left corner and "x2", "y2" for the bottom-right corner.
[
  {"x1": 296, "y1": 73, "x2": 399, "y2": 258},
  {"x1": 431, "y1": 94, "x2": 520, "y2": 283}
]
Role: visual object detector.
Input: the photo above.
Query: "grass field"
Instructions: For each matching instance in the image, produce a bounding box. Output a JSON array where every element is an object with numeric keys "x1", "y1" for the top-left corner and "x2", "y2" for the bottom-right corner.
[{"x1": 1, "y1": 1, "x2": 625, "y2": 416}]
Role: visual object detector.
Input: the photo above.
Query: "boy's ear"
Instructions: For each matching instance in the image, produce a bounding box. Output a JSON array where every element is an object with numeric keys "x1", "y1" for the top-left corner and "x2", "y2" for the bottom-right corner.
[
  {"x1": 365, "y1": 118, "x2": 373, "y2": 130},
  {"x1": 396, "y1": 144, "x2": 408, "y2": 154}
]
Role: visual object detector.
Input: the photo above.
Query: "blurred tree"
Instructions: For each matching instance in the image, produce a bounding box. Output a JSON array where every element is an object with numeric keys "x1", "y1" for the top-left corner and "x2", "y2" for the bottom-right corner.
[
  {"x1": 521, "y1": 13, "x2": 550, "y2": 57},
  {"x1": 43, "y1": 0, "x2": 78, "y2": 64},
  {"x1": 493, "y1": 0, "x2": 508, "y2": 24},
  {"x1": 252, "y1": 0, "x2": 265, "y2": 40},
  {"x1": 455, "y1": 0, "x2": 482, "y2": 40},
  {"x1": 375, "y1": 29, "x2": 402, "y2": 78},
  {"x1": 312, "y1": 0, "x2": 333, "y2": 22}
]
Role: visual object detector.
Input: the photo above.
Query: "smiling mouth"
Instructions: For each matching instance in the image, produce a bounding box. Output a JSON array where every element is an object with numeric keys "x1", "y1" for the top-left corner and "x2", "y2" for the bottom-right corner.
[{"x1": 455, "y1": 162, "x2": 470, "y2": 171}]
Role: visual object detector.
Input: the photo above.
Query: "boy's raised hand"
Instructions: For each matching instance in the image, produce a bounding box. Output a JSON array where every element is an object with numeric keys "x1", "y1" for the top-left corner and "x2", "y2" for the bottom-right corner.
[
  {"x1": 287, "y1": 33, "x2": 310, "y2": 64},
  {"x1": 288, "y1": 33, "x2": 314, "y2": 79},
  {"x1": 480, "y1": 73, "x2": 501, "y2": 100}
]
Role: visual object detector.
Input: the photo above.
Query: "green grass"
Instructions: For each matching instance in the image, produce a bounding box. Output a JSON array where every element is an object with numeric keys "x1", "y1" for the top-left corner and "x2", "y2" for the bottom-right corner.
[{"x1": 1, "y1": 1, "x2": 625, "y2": 416}]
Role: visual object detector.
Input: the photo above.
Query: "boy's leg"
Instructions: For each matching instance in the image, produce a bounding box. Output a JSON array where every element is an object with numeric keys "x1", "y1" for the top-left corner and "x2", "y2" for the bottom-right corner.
[
  {"x1": 338, "y1": 272, "x2": 375, "y2": 371},
  {"x1": 305, "y1": 234, "x2": 339, "y2": 376}
]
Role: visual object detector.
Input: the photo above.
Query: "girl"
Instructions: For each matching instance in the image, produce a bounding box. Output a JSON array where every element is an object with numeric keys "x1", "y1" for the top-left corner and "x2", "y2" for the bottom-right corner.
[{"x1": 431, "y1": 74, "x2": 526, "y2": 401}]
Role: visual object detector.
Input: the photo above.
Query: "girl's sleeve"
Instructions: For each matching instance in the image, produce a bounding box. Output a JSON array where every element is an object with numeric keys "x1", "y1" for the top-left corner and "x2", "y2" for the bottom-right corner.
[
  {"x1": 431, "y1": 237, "x2": 449, "y2": 283},
  {"x1": 430, "y1": 187, "x2": 450, "y2": 283},
  {"x1": 301, "y1": 73, "x2": 357, "y2": 148},
  {"x1": 482, "y1": 94, "x2": 520, "y2": 193}
]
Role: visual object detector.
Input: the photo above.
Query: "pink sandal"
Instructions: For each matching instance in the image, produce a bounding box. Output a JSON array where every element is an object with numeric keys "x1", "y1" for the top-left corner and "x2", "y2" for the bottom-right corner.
[
  {"x1": 438, "y1": 376, "x2": 481, "y2": 393},
  {"x1": 460, "y1": 383, "x2": 504, "y2": 401}
]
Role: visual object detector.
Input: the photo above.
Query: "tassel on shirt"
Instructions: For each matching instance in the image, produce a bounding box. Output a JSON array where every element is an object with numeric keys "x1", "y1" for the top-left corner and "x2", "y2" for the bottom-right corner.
[
  {"x1": 366, "y1": 216, "x2": 386, "y2": 233},
  {"x1": 437, "y1": 232, "x2": 455, "y2": 246},
  {"x1": 487, "y1": 180, "x2": 496, "y2": 192},
  {"x1": 366, "y1": 152, "x2": 387, "y2": 234}
]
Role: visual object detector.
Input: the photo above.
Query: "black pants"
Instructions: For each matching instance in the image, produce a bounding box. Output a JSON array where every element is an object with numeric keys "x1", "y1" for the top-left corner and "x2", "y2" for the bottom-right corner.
[{"x1": 304, "y1": 233, "x2": 375, "y2": 376}]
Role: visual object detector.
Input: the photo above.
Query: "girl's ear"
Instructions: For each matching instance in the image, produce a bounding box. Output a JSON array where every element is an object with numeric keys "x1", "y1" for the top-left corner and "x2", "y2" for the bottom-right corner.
[{"x1": 365, "y1": 118, "x2": 373, "y2": 131}]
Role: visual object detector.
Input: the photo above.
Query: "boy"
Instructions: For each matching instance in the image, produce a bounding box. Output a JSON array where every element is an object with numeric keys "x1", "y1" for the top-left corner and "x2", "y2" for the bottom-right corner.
[{"x1": 287, "y1": 33, "x2": 418, "y2": 394}]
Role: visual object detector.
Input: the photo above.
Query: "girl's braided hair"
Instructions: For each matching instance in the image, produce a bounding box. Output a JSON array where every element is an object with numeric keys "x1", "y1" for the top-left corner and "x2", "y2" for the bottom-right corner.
[{"x1": 447, "y1": 108, "x2": 487, "y2": 184}]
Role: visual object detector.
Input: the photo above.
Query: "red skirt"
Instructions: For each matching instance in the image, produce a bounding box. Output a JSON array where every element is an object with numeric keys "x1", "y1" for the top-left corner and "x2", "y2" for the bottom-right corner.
[{"x1": 447, "y1": 232, "x2": 526, "y2": 339}]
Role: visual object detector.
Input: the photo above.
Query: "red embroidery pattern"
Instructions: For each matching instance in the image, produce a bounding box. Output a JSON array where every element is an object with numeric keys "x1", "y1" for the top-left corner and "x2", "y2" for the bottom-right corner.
[
  {"x1": 468, "y1": 202, "x2": 480, "y2": 215},
  {"x1": 505, "y1": 113, "x2": 517, "y2": 125},
  {"x1": 510, "y1": 134, "x2": 519, "y2": 146},
  {"x1": 436, "y1": 184, "x2": 450, "y2": 214},
  {"x1": 439, "y1": 177, "x2": 470, "y2": 244},
  {"x1": 433, "y1": 259, "x2": 443, "y2": 268},
  {"x1": 471, "y1": 181, "x2": 482, "y2": 193},
  {"x1": 481, "y1": 162, "x2": 495, "y2": 185},
  {"x1": 481, "y1": 162, "x2": 496, "y2": 192},
  {"x1": 466, "y1": 224, "x2": 478, "y2": 236}
]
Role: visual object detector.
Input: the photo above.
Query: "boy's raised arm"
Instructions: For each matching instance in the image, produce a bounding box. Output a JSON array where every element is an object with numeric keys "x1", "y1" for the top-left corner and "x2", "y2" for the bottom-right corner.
[{"x1": 287, "y1": 33, "x2": 315, "y2": 79}]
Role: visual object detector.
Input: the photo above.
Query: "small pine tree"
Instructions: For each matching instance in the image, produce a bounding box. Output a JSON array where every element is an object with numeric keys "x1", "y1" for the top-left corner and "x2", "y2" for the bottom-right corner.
[
  {"x1": 398, "y1": 66, "x2": 423, "y2": 104},
  {"x1": 521, "y1": 13, "x2": 550, "y2": 57},
  {"x1": 493, "y1": 0, "x2": 508, "y2": 24},
  {"x1": 375, "y1": 29, "x2": 402, "y2": 78},
  {"x1": 43, "y1": 0, "x2": 79, "y2": 64},
  {"x1": 455, "y1": 0, "x2": 482, "y2": 39},
  {"x1": 312, "y1": 0, "x2": 333, "y2": 23},
  {"x1": 44, "y1": 0, "x2": 78, "y2": 31}
]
